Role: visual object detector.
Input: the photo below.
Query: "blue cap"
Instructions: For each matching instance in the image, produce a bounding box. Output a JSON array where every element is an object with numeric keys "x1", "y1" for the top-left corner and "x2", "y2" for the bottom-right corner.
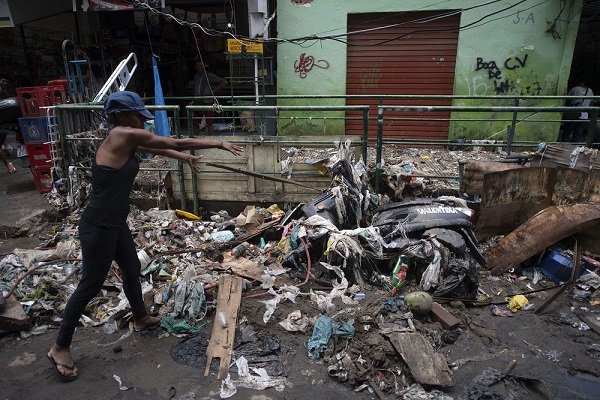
[{"x1": 104, "y1": 91, "x2": 154, "y2": 120}]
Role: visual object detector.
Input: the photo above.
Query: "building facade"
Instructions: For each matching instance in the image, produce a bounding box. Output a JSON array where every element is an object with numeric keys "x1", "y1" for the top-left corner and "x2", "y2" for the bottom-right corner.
[{"x1": 276, "y1": 0, "x2": 585, "y2": 141}]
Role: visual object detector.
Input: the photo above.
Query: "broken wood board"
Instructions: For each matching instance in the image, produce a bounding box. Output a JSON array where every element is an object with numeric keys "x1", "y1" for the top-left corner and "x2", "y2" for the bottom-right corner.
[
  {"x1": 475, "y1": 167, "x2": 600, "y2": 246},
  {"x1": 0, "y1": 294, "x2": 31, "y2": 331},
  {"x1": 205, "y1": 276, "x2": 243, "y2": 379},
  {"x1": 485, "y1": 203, "x2": 600, "y2": 275},
  {"x1": 215, "y1": 253, "x2": 296, "y2": 288},
  {"x1": 388, "y1": 331, "x2": 452, "y2": 387},
  {"x1": 531, "y1": 144, "x2": 600, "y2": 175},
  {"x1": 460, "y1": 160, "x2": 524, "y2": 196}
]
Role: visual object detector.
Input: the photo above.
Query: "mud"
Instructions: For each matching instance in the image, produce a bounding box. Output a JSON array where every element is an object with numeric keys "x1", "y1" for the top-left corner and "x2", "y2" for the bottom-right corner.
[
  {"x1": 1, "y1": 141, "x2": 600, "y2": 399},
  {"x1": 3, "y1": 270, "x2": 600, "y2": 399}
]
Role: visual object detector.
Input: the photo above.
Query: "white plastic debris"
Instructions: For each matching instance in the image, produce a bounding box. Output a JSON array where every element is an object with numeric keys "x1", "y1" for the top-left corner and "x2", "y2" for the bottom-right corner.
[
  {"x1": 279, "y1": 310, "x2": 308, "y2": 332},
  {"x1": 113, "y1": 374, "x2": 131, "y2": 391}
]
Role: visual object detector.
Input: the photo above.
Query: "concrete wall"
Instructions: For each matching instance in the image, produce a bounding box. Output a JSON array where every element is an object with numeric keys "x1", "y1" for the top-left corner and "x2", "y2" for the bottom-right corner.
[{"x1": 276, "y1": 0, "x2": 583, "y2": 141}]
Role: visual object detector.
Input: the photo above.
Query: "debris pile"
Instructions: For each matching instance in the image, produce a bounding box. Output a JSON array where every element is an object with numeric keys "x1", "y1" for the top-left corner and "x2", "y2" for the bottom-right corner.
[{"x1": 2, "y1": 141, "x2": 600, "y2": 399}]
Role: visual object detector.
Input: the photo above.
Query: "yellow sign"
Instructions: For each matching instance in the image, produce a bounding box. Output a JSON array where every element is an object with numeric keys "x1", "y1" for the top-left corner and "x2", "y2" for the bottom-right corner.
[{"x1": 227, "y1": 39, "x2": 263, "y2": 54}]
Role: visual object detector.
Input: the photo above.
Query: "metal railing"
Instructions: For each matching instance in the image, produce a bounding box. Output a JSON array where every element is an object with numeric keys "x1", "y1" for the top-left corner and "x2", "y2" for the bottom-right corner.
[
  {"x1": 376, "y1": 104, "x2": 600, "y2": 192},
  {"x1": 54, "y1": 97, "x2": 600, "y2": 212}
]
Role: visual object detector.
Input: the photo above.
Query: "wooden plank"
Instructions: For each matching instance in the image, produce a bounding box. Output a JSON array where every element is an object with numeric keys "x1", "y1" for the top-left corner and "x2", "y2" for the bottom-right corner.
[
  {"x1": 213, "y1": 253, "x2": 296, "y2": 288},
  {"x1": 486, "y1": 203, "x2": 600, "y2": 275},
  {"x1": 0, "y1": 294, "x2": 31, "y2": 331},
  {"x1": 459, "y1": 160, "x2": 525, "y2": 196},
  {"x1": 532, "y1": 144, "x2": 600, "y2": 175},
  {"x1": 429, "y1": 302, "x2": 461, "y2": 330},
  {"x1": 205, "y1": 276, "x2": 243, "y2": 379},
  {"x1": 388, "y1": 332, "x2": 452, "y2": 386},
  {"x1": 171, "y1": 135, "x2": 355, "y2": 204}
]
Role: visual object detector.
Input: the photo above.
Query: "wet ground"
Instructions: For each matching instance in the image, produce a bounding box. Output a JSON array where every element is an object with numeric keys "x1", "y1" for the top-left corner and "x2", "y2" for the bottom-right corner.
[
  {"x1": 1, "y1": 138, "x2": 600, "y2": 399},
  {"x1": 1, "y1": 274, "x2": 600, "y2": 399}
]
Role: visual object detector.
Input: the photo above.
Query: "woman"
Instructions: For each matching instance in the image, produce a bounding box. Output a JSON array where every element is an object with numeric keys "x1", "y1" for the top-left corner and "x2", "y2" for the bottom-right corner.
[{"x1": 47, "y1": 91, "x2": 243, "y2": 382}]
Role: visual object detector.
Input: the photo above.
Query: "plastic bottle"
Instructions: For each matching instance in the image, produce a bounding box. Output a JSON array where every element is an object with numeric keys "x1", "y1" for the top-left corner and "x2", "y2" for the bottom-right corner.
[
  {"x1": 206, "y1": 248, "x2": 224, "y2": 263},
  {"x1": 390, "y1": 255, "x2": 409, "y2": 293},
  {"x1": 103, "y1": 318, "x2": 117, "y2": 334},
  {"x1": 217, "y1": 311, "x2": 229, "y2": 328},
  {"x1": 231, "y1": 242, "x2": 249, "y2": 257},
  {"x1": 137, "y1": 249, "x2": 151, "y2": 269}
]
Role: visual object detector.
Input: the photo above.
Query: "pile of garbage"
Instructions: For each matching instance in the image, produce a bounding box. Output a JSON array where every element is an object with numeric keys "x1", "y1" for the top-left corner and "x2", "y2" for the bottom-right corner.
[{"x1": 2, "y1": 140, "x2": 600, "y2": 398}]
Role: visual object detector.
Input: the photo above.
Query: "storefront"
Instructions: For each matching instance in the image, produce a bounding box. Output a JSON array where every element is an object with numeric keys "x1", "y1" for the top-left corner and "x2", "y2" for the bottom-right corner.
[{"x1": 0, "y1": 0, "x2": 275, "y2": 98}]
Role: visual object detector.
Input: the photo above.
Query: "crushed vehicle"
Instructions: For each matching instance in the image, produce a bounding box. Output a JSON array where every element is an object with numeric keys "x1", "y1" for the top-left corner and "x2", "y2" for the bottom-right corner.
[{"x1": 279, "y1": 141, "x2": 484, "y2": 300}]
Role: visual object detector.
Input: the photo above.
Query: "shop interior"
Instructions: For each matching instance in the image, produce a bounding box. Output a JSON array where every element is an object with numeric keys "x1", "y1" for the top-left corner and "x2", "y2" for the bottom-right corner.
[{"x1": 0, "y1": 2, "x2": 276, "y2": 133}]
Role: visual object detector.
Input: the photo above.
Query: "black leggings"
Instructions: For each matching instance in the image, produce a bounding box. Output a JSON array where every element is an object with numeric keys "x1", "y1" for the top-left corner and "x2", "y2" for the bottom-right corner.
[{"x1": 55, "y1": 217, "x2": 147, "y2": 347}]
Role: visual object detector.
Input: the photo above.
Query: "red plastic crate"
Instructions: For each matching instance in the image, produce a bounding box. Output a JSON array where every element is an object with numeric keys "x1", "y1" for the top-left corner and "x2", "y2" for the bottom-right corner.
[
  {"x1": 47, "y1": 79, "x2": 68, "y2": 92},
  {"x1": 26, "y1": 143, "x2": 52, "y2": 167},
  {"x1": 37, "y1": 85, "x2": 67, "y2": 108},
  {"x1": 31, "y1": 165, "x2": 53, "y2": 193},
  {"x1": 16, "y1": 87, "x2": 40, "y2": 117},
  {"x1": 16, "y1": 85, "x2": 67, "y2": 117}
]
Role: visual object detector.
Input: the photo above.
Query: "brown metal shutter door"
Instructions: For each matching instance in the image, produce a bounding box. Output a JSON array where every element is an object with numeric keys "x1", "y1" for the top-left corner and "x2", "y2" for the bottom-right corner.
[{"x1": 346, "y1": 11, "x2": 460, "y2": 140}]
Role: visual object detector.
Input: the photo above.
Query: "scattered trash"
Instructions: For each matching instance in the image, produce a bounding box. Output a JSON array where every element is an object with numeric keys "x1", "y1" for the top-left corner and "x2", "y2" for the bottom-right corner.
[
  {"x1": 113, "y1": 374, "x2": 132, "y2": 391},
  {"x1": 508, "y1": 294, "x2": 529, "y2": 312}
]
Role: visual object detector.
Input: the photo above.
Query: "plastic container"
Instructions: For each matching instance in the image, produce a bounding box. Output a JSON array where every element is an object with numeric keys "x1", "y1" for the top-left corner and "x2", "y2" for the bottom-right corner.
[
  {"x1": 31, "y1": 165, "x2": 53, "y2": 193},
  {"x1": 18, "y1": 116, "x2": 54, "y2": 143},
  {"x1": 206, "y1": 249, "x2": 224, "y2": 263},
  {"x1": 539, "y1": 248, "x2": 590, "y2": 284},
  {"x1": 16, "y1": 87, "x2": 40, "y2": 117},
  {"x1": 37, "y1": 84, "x2": 67, "y2": 108},
  {"x1": 103, "y1": 318, "x2": 117, "y2": 334},
  {"x1": 137, "y1": 249, "x2": 151, "y2": 270},
  {"x1": 390, "y1": 255, "x2": 409, "y2": 291},
  {"x1": 231, "y1": 242, "x2": 249, "y2": 257},
  {"x1": 26, "y1": 143, "x2": 52, "y2": 167}
]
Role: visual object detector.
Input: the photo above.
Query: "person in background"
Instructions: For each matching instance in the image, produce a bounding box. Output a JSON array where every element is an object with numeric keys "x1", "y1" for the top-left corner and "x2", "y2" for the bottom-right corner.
[
  {"x1": 0, "y1": 74, "x2": 14, "y2": 99},
  {"x1": 0, "y1": 130, "x2": 16, "y2": 173},
  {"x1": 0, "y1": 74, "x2": 16, "y2": 173},
  {"x1": 192, "y1": 59, "x2": 228, "y2": 135},
  {"x1": 562, "y1": 78, "x2": 594, "y2": 143},
  {"x1": 47, "y1": 91, "x2": 243, "y2": 382}
]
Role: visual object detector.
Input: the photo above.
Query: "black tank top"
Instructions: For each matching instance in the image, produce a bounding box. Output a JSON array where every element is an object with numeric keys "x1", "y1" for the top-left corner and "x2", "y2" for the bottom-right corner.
[{"x1": 82, "y1": 154, "x2": 139, "y2": 228}]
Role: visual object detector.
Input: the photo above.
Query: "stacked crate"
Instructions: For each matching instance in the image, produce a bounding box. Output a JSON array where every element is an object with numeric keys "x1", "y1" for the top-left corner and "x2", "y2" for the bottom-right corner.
[{"x1": 17, "y1": 84, "x2": 66, "y2": 193}]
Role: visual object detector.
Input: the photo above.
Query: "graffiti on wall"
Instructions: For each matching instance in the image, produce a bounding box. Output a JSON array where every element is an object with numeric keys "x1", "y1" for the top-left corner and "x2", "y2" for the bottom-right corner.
[
  {"x1": 359, "y1": 62, "x2": 382, "y2": 93},
  {"x1": 294, "y1": 53, "x2": 330, "y2": 79},
  {"x1": 468, "y1": 51, "x2": 540, "y2": 96},
  {"x1": 476, "y1": 54, "x2": 529, "y2": 80},
  {"x1": 513, "y1": 11, "x2": 535, "y2": 24}
]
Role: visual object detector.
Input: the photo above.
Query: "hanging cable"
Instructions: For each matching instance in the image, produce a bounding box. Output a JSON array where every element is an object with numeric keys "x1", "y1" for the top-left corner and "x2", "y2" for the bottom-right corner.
[
  {"x1": 127, "y1": 0, "x2": 550, "y2": 49},
  {"x1": 190, "y1": 29, "x2": 221, "y2": 109},
  {"x1": 143, "y1": 13, "x2": 156, "y2": 57}
]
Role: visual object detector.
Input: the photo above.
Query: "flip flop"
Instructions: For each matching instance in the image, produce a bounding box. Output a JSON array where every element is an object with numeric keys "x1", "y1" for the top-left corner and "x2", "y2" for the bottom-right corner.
[
  {"x1": 134, "y1": 321, "x2": 160, "y2": 333},
  {"x1": 7, "y1": 162, "x2": 16, "y2": 174},
  {"x1": 47, "y1": 354, "x2": 78, "y2": 382}
]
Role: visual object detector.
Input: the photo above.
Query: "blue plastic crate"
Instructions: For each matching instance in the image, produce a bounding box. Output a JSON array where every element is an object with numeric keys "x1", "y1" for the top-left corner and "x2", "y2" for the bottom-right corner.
[
  {"x1": 18, "y1": 116, "x2": 54, "y2": 143},
  {"x1": 539, "y1": 248, "x2": 591, "y2": 284}
]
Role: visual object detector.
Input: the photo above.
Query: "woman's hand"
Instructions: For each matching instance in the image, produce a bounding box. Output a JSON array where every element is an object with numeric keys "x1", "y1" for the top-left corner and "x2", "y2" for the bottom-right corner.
[
  {"x1": 185, "y1": 154, "x2": 203, "y2": 172},
  {"x1": 221, "y1": 141, "x2": 244, "y2": 156}
]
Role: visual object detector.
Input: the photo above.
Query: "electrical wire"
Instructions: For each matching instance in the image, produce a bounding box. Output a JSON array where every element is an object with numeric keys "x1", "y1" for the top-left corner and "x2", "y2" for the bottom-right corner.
[
  {"x1": 340, "y1": 0, "x2": 533, "y2": 47},
  {"x1": 190, "y1": 30, "x2": 221, "y2": 108},
  {"x1": 126, "y1": 0, "x2": 539, "y2": 48}
]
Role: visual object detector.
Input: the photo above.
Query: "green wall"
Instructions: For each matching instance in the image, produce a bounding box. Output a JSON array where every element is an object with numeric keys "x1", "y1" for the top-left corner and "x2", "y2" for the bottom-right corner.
[{"x1": 276, "y1": 0, "x2": 582, "y2": 140}]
